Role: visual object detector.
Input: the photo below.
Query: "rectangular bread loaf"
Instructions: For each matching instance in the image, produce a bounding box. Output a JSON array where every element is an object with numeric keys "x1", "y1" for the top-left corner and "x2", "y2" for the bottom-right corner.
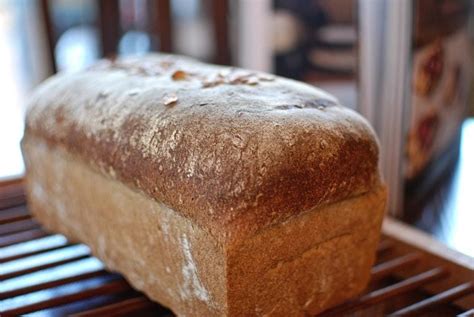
[{"x1": 22, "y1": 54, "x2": 386, "y2": 316}]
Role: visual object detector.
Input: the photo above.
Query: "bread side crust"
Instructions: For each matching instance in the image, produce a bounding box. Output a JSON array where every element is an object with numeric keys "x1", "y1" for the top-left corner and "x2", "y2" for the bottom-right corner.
[
  {"x1": 227, "y1": 183, "x2": 386, "y2": 316},
  {"x1": 23, "y1": 137, "x2": 227, "y2": 316}
]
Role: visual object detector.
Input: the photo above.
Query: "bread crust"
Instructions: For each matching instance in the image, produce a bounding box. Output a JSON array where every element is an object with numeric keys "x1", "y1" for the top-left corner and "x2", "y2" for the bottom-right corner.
[
  {"x1": 25, "y1": 54, "x2": 380, "y2": 241},
  {"x1": 23, "y1": 136, "x2": 386, "y2": 316}
]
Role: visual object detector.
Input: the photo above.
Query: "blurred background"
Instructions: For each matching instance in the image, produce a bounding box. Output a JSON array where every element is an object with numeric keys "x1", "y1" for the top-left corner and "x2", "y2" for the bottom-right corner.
[{"x1": 0, "y1": 0, "x2": 473, "y2": 257}]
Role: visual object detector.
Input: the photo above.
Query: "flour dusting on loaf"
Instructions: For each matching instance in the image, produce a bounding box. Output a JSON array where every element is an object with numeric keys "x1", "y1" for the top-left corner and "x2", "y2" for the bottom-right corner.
[{"x1": 180, "y1": 234, "x2": 211, "y2": 303}]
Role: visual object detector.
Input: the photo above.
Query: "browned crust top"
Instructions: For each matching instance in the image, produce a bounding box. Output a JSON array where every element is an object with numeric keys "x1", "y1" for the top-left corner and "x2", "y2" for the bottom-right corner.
[{"x1": 24, "y1": 54, "x2": 380, "y2": 240}]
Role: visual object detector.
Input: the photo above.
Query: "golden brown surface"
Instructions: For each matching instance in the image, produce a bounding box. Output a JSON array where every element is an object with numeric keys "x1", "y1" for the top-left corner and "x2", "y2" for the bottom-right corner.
[
  {"x1": 24, "y1": 54, "x2": 380, "y2": 241},
  {"x1": 23, "y1": 136, "x2": 386, "y2": 316}
]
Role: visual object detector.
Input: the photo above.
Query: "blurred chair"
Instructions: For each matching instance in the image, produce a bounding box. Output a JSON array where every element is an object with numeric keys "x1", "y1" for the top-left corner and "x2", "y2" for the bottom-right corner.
[{"x1": 39, "y1": 0, "x2": 230, "y2": 73}]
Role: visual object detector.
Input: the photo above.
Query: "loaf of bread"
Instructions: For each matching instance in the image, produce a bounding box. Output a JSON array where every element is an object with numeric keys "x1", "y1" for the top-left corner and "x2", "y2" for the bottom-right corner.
[{"x1": 22, "y1": 54, "x2": 386, "y2": 316}]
